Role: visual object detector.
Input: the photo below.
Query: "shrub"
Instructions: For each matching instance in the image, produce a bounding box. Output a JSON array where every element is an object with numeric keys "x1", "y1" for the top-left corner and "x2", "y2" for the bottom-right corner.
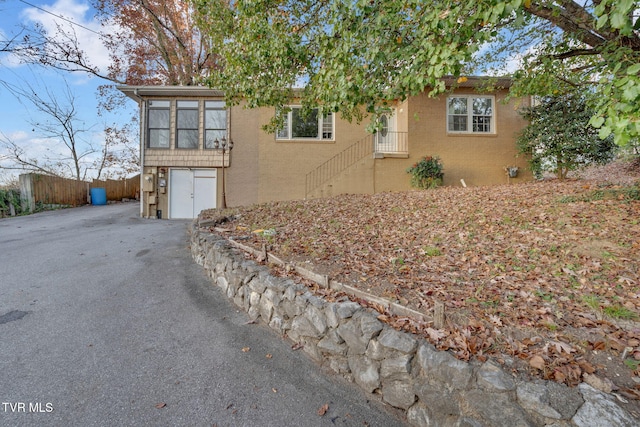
[
  {"x1": 516, "y1": 92, "x2": 616, "y2": 180},
  {"x1": 406, "y1": 156, "x2": 443, "y2": 189},
  {"x1": 0, "y1": 188, "x2": 21, "y2": 217}
]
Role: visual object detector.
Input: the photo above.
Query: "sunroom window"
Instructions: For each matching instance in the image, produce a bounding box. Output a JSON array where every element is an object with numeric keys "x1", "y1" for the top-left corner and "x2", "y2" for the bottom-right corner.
[
  {"x1": 204, "y1": 100, "x2": 227, "y2": 149},
  {"x1": 147, "y1": 100, "x2": 170, "y2": 148},
  {"x1": 277, "y1": 107, "x2": 333, "y2": 140},
  {"x1": 447, "y1": 96, "x2": 494, "y2": 134},
  {"x1": 176, "y1": 100, "x2": 199, "y2": 149}
]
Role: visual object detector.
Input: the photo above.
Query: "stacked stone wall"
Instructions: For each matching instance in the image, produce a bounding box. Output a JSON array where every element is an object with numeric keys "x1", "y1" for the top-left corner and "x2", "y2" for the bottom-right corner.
[{"x1": 190, "y1": 223, "x2": 637, "y2": 427}]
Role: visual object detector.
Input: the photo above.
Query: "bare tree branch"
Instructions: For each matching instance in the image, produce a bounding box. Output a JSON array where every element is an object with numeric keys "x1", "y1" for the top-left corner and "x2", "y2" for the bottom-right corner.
[{"x1": 1, "y1": 77, "x2": 98, "y2": 180}]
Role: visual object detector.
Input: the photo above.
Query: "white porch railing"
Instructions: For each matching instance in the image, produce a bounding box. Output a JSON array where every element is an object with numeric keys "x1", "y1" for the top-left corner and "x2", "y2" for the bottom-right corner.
[{"x1": 374, "y1": 131, "x2": 409, "y2": 156}]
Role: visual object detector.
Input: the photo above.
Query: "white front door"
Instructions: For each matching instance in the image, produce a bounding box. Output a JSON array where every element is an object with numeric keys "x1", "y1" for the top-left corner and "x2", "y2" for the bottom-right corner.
[
  {"x1": 376, "y1": 111, "x2": 396, "y2": 153},
  {"x1": 169, "y1": 169, "x2": 217, "y2": 219}
]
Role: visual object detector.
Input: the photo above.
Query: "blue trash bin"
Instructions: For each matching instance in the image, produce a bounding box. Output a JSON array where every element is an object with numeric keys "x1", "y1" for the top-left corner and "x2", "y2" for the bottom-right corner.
[{"x1": 90, "y1": 188, "x2": 107, "y2": 205}]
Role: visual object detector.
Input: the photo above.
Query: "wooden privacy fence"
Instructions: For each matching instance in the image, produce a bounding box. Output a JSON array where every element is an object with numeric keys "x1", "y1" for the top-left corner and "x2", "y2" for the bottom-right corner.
[
  {"x1": 92, "y1": 176, "x2": 140, "y2": 201},
  {"x1": 19, "y1": 174, "x2": 140, "y2": 212}
]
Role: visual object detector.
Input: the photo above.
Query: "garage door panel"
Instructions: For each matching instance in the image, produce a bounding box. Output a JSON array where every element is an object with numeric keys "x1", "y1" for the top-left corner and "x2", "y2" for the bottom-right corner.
[
  {"x1": 194, "y1": 174, "x2": 217, "y2": 216},
  {"x1": 169, "y1": 169, "x2": 217, "y2": 219}
]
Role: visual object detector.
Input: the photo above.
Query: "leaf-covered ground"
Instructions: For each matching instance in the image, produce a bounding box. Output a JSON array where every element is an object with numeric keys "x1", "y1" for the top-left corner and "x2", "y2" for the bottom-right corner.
[{"x1": 202, "y1": 159, "x2": 640, "y2": 406}]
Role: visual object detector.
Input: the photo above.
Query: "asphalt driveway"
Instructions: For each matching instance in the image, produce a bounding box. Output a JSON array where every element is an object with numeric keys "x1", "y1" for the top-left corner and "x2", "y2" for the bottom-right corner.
[{"x1": 0, "y1": 202, "x2": 406, "y2": 426}]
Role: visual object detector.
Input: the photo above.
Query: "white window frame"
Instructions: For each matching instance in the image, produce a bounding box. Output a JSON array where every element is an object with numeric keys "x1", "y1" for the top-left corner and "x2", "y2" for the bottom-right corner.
[
  {"x1": 204, "y1": 100, "x2": 228, "y2": 149},
  {"x1": 176, "y1": 100, "x2": 200, "y2": 149},
  {"x1": 147, "y1": 100, "x2": 171, "y2": 148},
  {"x1": 447, "y1": 95, "x2": 495, "y2": 135},
  {"x1": 276, "y1": 106, "x2": 334, "y2": 141}
]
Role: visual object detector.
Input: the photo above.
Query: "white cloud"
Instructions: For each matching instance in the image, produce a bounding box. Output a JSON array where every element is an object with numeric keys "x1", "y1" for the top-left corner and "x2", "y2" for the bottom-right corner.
[
  {"x1": 502, "y1": 45, "x2": 539, "y2": 75},
  {"x1": 4, "y1": 129, "x2": 70, "y2": 160}
]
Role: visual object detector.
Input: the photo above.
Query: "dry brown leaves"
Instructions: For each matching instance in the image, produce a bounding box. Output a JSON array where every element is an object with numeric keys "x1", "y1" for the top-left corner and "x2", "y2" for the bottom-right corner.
[{"x1": 203, "y1": 161, "x2": 640, "y2": 391}]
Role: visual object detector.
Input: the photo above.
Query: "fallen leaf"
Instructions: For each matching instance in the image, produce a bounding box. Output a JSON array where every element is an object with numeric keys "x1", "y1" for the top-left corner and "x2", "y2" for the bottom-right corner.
[
  {"x1": 577, "y1": 359, "x2": 596, "y2": 374},
  {"x1": 155, "y1": 403, "x2": 167, "y2": 409},
  {"x1": 317, "y1": 403, "x2": 329, "y2": 416},
  {"x1": 291, "y1": 342, "x2": 304, "y2": 351},
  {"x1": 583, "y1": 373, "x2": 614, "y2": 393},
  {"x1": 266, "y1": 353, "x2": 273, "y2": 359},
  {"x1": 619, "y1": 388, "x2": 640, "y2": 400},
  {"x1": 550, "y1": 340, "x2": 575, "y2": 354},
  {"x1": 425, "y1": 327, "x2": 446, "y2": 341},
  {"x1": 242, "y1": 347, "x2": 251, "y2": 352},
  {"x1": 529, "y1": 355, "x2": 545, "y2": 370},
  {"x1": 553, "y1": 369, "x2": 566, "y2": 383},
  {"x1": 489, "y1": 315, "x2": 503, "y2": 326}
]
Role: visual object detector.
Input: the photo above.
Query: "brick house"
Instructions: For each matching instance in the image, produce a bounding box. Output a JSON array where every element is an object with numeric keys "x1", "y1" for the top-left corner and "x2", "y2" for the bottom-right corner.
[{"x1": 118, "y1": 78, "x2": 531, "y2": 219}]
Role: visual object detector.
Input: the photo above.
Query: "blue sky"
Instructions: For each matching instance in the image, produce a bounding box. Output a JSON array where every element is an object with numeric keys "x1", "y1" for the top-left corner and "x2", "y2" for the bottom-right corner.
[{"x1": 0, "y1": 0, "x2": 136, "y2": 183}]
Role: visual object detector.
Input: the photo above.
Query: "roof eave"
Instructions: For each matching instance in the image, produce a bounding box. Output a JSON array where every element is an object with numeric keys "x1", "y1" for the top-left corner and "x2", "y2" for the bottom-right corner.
[{"x1": 117, "y1": 85, "x2": 225, "y2": 101}]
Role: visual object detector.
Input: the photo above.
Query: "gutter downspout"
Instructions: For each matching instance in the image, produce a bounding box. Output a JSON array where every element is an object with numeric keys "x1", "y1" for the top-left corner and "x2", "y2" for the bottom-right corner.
[{"x1": 133, "y1": 88, "x2": 145, "y2": 218}]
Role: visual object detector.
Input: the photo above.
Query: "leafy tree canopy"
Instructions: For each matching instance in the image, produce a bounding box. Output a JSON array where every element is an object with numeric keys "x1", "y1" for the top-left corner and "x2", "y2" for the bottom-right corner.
[
  {"x1": 195, "y1": 0, "x2": 640, "y2": 143},
  {"x1": 93, "y1": 0, "x2": 219, "y2": 86},
  {"x1": 8, "y1": 0, "x2": 217, "y2": 87}
]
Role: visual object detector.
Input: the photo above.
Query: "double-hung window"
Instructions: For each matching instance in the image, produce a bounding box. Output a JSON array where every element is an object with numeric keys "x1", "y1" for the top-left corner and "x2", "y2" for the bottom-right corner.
[
  {"x1": 147, "y1": 100, "x2": 170, "y2": 148},
  {"x1": 176, "y1": 100, "x2": 200, "y2": 149},
  {"x1": 447, "y1": 96, "x2": 494, "y2": 134},
  {"x1": 204, "y1": 100, "x2": 227, "y2": 149},
  {"x1": 277, "y1": 107, "x2": 333, "y2": 140}
]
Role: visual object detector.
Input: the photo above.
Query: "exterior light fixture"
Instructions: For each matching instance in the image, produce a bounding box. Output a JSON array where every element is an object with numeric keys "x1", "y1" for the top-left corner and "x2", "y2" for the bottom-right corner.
[{"x1": 215, "y1": 137, "x2": 234, "y2": 208}]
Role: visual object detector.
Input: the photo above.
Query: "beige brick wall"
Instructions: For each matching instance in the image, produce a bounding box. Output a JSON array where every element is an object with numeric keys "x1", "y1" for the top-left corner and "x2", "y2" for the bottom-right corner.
[
  {"x1": 374, "y1": 89, "x2": 532, "y2": 191},
  {"x1": 226, "y1": 104, "x2": 261, "y2": 207},
  {"x1": 254, "y1": 106, "x2": 372, "y2": 204}
]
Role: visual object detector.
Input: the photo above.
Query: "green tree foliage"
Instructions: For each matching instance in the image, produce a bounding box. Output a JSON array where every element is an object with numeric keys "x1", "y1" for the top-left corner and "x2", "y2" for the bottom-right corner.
[
  {"x1": 194, "y1": 0, "x2": 640, "y2": 143},
  {"x1": 516, "y1": 93, "x2": 616, "y2": 180},
  {"x1": 0, "y1": 187, "x2": 22, "y2": 217}
]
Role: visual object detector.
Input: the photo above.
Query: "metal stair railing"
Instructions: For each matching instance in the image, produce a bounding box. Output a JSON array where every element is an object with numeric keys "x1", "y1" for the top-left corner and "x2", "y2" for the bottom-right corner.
[{"x1": 305, "y1": 134, "x2": 375, "y2": 198}]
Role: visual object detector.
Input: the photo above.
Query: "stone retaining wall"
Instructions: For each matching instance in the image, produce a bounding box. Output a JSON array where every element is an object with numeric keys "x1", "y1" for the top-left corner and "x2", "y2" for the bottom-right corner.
[{"x1": 190, "y1": 223, "x2": 637, "y2": 427}]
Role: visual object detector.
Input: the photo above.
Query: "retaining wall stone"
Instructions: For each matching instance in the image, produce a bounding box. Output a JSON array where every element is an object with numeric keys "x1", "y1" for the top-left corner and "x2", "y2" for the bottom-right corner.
[{"x1": 190, "y1": 223, "x2": 638, "y2": 427}]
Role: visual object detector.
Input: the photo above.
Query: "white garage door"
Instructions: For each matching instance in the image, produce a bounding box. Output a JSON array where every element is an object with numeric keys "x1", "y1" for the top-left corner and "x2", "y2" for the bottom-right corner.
[{"x1": 169, "y1": 169, "x2": 217, "y2": 219}]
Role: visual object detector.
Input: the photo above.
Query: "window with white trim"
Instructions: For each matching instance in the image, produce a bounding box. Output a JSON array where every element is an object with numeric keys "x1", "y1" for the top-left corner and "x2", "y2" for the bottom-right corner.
[
  {"x1": 204, "y1": 100, "x2": 227, "y2": 149},
  {"x1": 276, "y1": 107, "x2": 334, "y2": 140},
  {"x1": 147, "y1": 100, "x2": 170, "y2": 148},
  {"x1": 176, "y1": 100, "x2": 200, "y2": 149},
  {"x1": 447, "y1": 96, "x2": 494, "y2": 134}
]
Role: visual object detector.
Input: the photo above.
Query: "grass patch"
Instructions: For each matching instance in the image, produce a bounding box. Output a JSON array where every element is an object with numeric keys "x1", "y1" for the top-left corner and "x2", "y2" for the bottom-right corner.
[
  {"x1": 421, "y1": 246, "x2": 442, "y2": 257},
  {"x1": 535, "y1": 290, "x2": 555, "y2": 302},
  {"x1": 603, "y1": 305, "x2": 638, "y2": 320},
  {"x1": 559, "y1": 184, "x2": 640, "y2": 203},
  {"x1": 583, "y1": 295, "x2": 600, "y2": 311}
]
